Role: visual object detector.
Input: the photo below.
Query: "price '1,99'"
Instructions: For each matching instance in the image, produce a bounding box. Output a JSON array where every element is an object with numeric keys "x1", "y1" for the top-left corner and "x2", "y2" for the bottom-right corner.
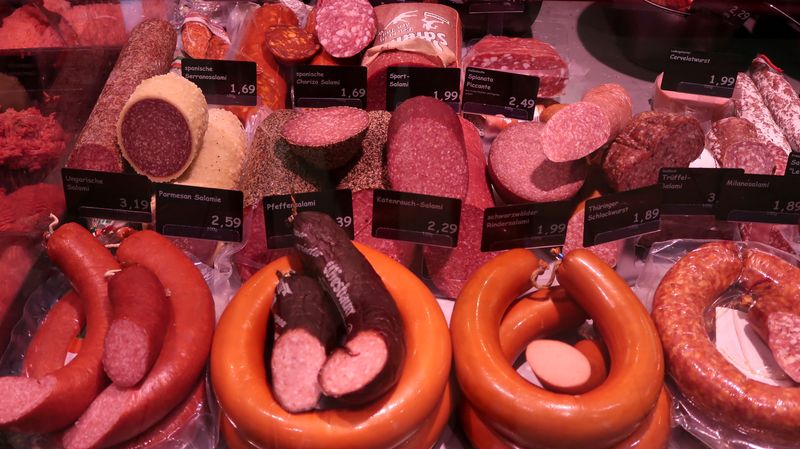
[
  {"x1": 536, "y1": 223, "x2": 566, "y2": 235},
  {"x1": 434, "y1": 90, "x2": 459, "y2": 101},
  {"x1": 708, "y1": 75, "x2": 735, "y2": 87}
]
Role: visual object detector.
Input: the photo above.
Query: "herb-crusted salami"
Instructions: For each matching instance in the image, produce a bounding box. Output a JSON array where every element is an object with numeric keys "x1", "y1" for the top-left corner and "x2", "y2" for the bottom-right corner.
[
  {"x1": 315, "y1": 0, "x2": 377, "y2": 58},
  {"x1": 281, "y1": 106, "x2": 370, "y2": 169},
  {"x1": 271, "y1": 272, "x2": 343, "y2": 413},
  {"x1": 292, "y1": 212, "x2": 405, "y2": 405}
]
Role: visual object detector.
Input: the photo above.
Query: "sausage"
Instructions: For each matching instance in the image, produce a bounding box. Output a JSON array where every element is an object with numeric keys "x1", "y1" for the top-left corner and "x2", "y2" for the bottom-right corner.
[
  {"x1": 652, "y1": 241, "x2": 800, "y2": 442},
  {"x1": 733, "y1": 72, "x2": 792, "y2": 154},
  {"x1": 394, "y1": 382, "x2": 452, "y2": 449},
  {"x1": 581, "y1": 84, "x2": 633, "y2": 140},
  {"x1": 749, "y1": 56, "x2": 800, "y2": 151},
  {"x1": 66, "y1": 19, "x2": 176, "y2": 172},
  {"x1": 103, "y1": 265, "x2": 169, "y2": 388},
  {"x1": 281, "y1": 106, "x2": 370, "y2": 170},
  {"x1": 24, "y1": 291, "x2": 85, "y2": 379},
  {"x1": 574, "y1": 339, "x2": 608, "y2": 394},
  {"x1": 292, "y1": 212, "x2": 405, "y2": 405},
  {"x1": 541, "y1": 101, "x2": 611, "y2": 163},
  {"x1": 451, "y1": 249, "x2": 664, "y2": 448},
  {"x1": 271, "y1": 272, "x2": 342, "y2": 413},
  {"x1": 460, "y1": 117, "x2": 494, "y2": 210},
  {"x1": 315, "y1": 0, "x2": 376, "y2": 58},
  {"x1": 263, "y1": 25, "x2": 319, "y2": 65},
  {"x1": 62, "y1": 231, "x2": 214, "y2": 449},
  {"x1": 526, "y1": 340, "x2": 594, "y2": 394},
  {"x1": 0, "y1": 223, "x2": 115, "y2": 433},
  {"x1": 387, "y1": 96, "x2": 469, "y2": 200},
  {"x1": 705, "y1": 117, "x2": 758, "y2": 162},
  {"x1": 211, "y1": 242, "x2": 450, "y2": 449},
  {"x1": 540, "y1": 103, "x2": 568, "y2": 123}
]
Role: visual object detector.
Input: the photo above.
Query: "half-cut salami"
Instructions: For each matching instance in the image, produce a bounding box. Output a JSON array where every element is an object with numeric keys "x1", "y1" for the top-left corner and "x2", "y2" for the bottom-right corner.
[
  {"x1": 581, "y1": 83, "x2": 632, "y2": 140},
  {"x1": 706, "y1": 117, "x2": 758, "y2": 162},
  {"x1": 315, "y1": 0, "x2": 377, "y2": 58},
  {"x1": 722, "y1": 139, "x2": 776, "y2": 175},
  {"x1": 281, "y1": 106, "x2": 369, "y2": 169},
  {"x1": 541, "y1": 101, "x2": 611, "y2": 163},
  {"x1": 263, "y1": 25, "x2": 319, "y2": 66}
]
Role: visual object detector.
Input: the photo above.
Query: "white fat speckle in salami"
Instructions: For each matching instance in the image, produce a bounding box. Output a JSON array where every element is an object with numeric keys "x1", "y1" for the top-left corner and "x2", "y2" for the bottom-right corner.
[
  {"x1": 541, "y1": 101, "x2": 611, "y2": 162},
  {"x1": 722, "y1": 139, "x2": 777, "y2": 175},
  {"x1": 315, "y1": 0, "x2": 376, "y2": 58},
  {"x1": 749, "y1": 57, "x2": 800, "y2": 151},
  {"x1": 734, "y1": 72, "x2": 792, "y2": 154}
]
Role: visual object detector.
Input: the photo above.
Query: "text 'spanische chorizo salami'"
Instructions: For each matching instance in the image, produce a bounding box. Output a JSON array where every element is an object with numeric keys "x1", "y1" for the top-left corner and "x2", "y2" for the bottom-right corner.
[
  {"x1": 263, "y1": 25, "x2": 319, "y2": 66},
  {"x1": 387, "y1": 96, "x2": 469, "y2": 200},
  {"x1": 271, "y1": 272, "x2": 343, "y2": 413},
  {"x1": 292, "y1": 212, "x2": 405, "y2": 405},
  {"x1": 602, "y1": 111, "x2": 703, "y2": 192},
  {"x1": 749, "y1": 56, "x2": 800, "y2": 151},
  {"x1": 103, "y1": 265, "x2": 169, "y2": 388},
  {"x1": 488, "y1": 122, "x2": 586, "y2": 204},
  {"x1": 66, "y1": 19, "x2": 176, "y2": 172},
  {"x1": 315, "y1": 0, "x2": 377, "y2": 58},
  {"x1": 281, "y1": 106, "x2": 370, "y2": 170}
]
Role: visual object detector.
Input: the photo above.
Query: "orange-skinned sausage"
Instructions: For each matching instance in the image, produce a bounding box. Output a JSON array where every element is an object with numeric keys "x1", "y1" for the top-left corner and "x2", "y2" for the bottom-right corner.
[
  {"x1": 211, "y1": 243, "x2": 451, "y2": 449},
  {"x1": 25, "y1": 291, "x2": 85, "y2": 378},
  {"x1": 452, "y1": 249, "x2": 664, "y2": 449}
]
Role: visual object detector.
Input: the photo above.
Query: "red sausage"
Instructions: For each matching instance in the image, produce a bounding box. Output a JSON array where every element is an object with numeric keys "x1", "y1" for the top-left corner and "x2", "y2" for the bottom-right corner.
[
  {"x1": 0, "y1": 223, "x2": 115, "y2": 433},
  {"x1": 63, "y1": 231, "x2": 214, "y2": 449},
  {"x1": 104, "y1": 265, "x2": 169, "y2": 387},
  {"x1": 25, "y1": 291, "x2": 85, "y2": 379}
]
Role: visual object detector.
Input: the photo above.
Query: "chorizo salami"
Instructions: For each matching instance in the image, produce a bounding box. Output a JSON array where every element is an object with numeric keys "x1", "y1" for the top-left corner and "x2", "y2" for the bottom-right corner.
[
  {"x1": 292, "y1": 211, "x2": 405, "y2": 405},
  {"x1": 749, "y1": 56, "x2": 800, "y2": 151},
  {"x1": 263, "y1": 25, "x2": 319, "y2": 66},
  {"x1": 271, "y1": 272, "x2": 342, "y2": 413},
  {"x1": 315, "y1": 0, "x2": 376, "y2": 58}
]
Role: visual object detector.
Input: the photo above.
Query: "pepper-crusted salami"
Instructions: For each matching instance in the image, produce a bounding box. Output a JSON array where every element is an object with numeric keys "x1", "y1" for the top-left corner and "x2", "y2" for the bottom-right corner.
[
  {"x1": 281, "y1": 106, "x2": 370, "y2": 169},
  {"x1": 292, "y1": 211, "x2": 405, "y2": 405},
  {"x1": 733, "y1": 72, "x2": 792, "y2": 154},
  {"x1": 749, "y1": 56, "x2": 800, "y2": 151},
  {"x1": 315, "y1": 0, "x2": 377, "y2": 58},
  {"x1": 66, "y1": 19, "x2": 176, "y2": 172},
  {"x1": 271, "y1": 272, "x2": 343, "y2": 413},
  {"x1": 263, "y1": 26, "x2": 319, "y2": 66},
  {"x1": 541, "y1": 101, "x2": 611, "y2": 163}
]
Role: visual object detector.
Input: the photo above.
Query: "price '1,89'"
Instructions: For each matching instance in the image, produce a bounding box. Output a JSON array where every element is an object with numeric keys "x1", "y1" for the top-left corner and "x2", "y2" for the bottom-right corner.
[
  {"x1": 633, "y1": 208, "x2": 660, "y2": 224},
  {"x1": 120, "y1": 198, "x2": 149, "y2": 211},
  {"x1": 211, "y1": 215, "x2": 242, "y2": 228},
  {"x1": 773, "y1": 200, "x2": 800, "y2": 213}
]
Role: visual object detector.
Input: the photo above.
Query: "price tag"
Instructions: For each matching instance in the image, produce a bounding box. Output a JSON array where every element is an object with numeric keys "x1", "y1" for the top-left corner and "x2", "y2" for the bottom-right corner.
[
  {"x1": 660, "y1": 167, "x2": 743, "y2": 215},
  {"x1": 480, "y1": 201, "x2": 573, "y2": 252},
  {"x1": 785, "y1": 153, "x2": 800, "y2": 176},
  {"x1": 583, "y1": 185, "x2": 662, "y2": 247},
  {"x1": 61, "y1": 168, "x2": 152, "y2": 222},
  {"x1": 692, "y1": 1, "x2": 754, "y2": 26},
  {"x1": 716, "y1": 174, "x2": 800, "y2": 225},
  {"x1": 661, "y1": 49, "x2": 743, "y2": 98},
  {"x1": 372, "y1": 189, "x2": 462, "y2": 248},
  {"x1": 461, "y1": 67, "x2": 539, "y2": 120},
  {"x1": 293, "y1": 66, "x2": 367, "y2": 109},
  {"x1": 263, "y1": 190, "x2": 354, "y2": 249},
  {"x1": 182, "y1": 59, "x2": 257, "y2": 106},
  {"x1": 154, "y1": 184, "x2": 243, "y2": 242},
  {"x1": 386, "y1": 67, "x2": 461, "y2": 112}
]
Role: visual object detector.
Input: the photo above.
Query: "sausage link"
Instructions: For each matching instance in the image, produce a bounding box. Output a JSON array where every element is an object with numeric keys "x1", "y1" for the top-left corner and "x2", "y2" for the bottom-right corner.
[
  {"x1": 0, "y1": 223, "x2": 116, "y2": 433},
  {"x1": 25, "y1": 291, "x2": 85, "y2": 378},
  {"x1": 63, "y1": 231, "x2": 214, "y2": 449}
]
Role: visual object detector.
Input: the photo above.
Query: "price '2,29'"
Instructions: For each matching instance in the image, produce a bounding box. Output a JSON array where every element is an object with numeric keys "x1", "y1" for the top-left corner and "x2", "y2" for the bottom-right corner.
[{"x1": 428, "y1": 221, "x2": 458, "y2": 234}]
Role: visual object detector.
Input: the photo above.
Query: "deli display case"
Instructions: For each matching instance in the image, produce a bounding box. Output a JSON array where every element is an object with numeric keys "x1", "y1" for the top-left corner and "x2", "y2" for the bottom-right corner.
[{"x1": 0, "y1": 1, "x2": 799, "y2": 449}]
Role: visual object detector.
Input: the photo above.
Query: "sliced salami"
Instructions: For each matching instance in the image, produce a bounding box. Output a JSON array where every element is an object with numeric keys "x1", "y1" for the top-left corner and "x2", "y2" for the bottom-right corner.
[
  {"x1": 706, "y1": 117, "x2": 758, "y2": 162},
  {"x1": 315, "y1": 0, "x2": 377, "y2": 58},
  {"x1": 281, "y1": 106, "x2": 369, "y2": 169},
  {"x1": 460, "y1": 117, "x2": 494, "y2": 209},
  {"x1": 562, "y1": 208, "x2": 622, "y2": 268},
  {"x1": 581, "y1": 83, "x2": 632, "y2": 140},
  {"x1": 749, "y1": 56, "x2": 800, "y2": 151},
  {"x1": 733, "y1": 72, "x2": 792, "y2": 154},
  {"x1": 488, "y1": 122, "x2": 586, "y2": 204},
  {"x1": 541, "y1": 101, "x2": 611, "y2": 163},
  {"x1": 722, "y1": 138, "x2": 777, "y2": 175},
  {"x1": 263, "y1": 25, "x2": 319, "y2": 65}
]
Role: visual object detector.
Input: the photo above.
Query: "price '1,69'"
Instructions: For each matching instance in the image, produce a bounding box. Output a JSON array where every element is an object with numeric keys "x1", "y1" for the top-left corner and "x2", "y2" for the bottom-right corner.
[
  {"x1": 341, "y1": 88, "x2": 366, "y2": 98},
  {"x1": 211, "y1": 215, "x2": 242, "y2": 228},
  {"x1": 231, "y1": 84, "x2": 256, "y2": 95}
]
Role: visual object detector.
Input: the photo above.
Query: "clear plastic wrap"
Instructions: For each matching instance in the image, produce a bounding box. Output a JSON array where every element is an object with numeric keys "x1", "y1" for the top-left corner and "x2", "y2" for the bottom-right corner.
[{"x1": 634, "y1": 239, "x2": 800, "y2": 449}]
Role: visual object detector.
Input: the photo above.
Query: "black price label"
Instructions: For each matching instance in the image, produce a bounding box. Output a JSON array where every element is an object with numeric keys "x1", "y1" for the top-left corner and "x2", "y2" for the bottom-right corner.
[
  {"x1": 661, "y1": 49, "x2": 743, "y2": 98},
  {"x1": 462, "y1": 67, "x2": 539, "y2": 120},
  {"x1": 263, "y1": 190, "x2": 354, "y2": 249},
  {"x1": 583, "y1": 185, "x2": 662, "y2": 247},
  {"x1": 480, "y1": 201, "x2": 572, "y2": 252},
  {"x1": 154, "y1": 184, "x2": 243, "y2": 242},
  {"x1": 716, "y1": 174, "x2": 800, "y2": 224},
  {"x1": 468, "y1": 0, "x2": 526, "y2": 13},
  {"x1": 785, "y1": 153, "x2": 800, "y2": 176},
  {"x1": 62, "y1": 168, "x2": 152, "y2": 222},
  {"x1": 293, "y1": 65, "x2": 367, "y2": 109},
  {"x1": 372, "y1": 189, "x2": 462, "y2": 248},
  {"x1": 692, "y1": 1, "x2": 753, "y2": 26},
  {"x1": 182, "y1": 59, "x2": 257, "y2": 106},
  {"x1": 660, "y1": 167, "x2": 743, "y2": 215},
  {"x1": 386, "y1": 67, "x2": 461, "y2": 112}
]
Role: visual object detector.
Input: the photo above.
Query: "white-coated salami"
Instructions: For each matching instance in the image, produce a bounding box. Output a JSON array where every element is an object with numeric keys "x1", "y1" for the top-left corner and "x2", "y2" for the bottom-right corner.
[
  {"x1": 734, "y1": 72, "x2": 792, "y2": 155},
  {"x1": 749, "y1": 56, "x2": 800, "y2": 151},
  {"x1": 315, "y1": 0, "x2": 377, "y2": 58}
]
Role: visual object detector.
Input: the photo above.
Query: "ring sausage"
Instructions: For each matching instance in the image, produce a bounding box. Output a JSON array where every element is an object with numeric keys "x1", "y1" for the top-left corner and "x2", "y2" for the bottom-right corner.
[
  {"x1": 211, "y1": 243, "x2": 450, "y2": 449},
  {"x1": 452, "y1": 249, "x2": 664, "y2": 449},
  {"x1": 0, "y1": 223, "x2": 115, "y2": 433},
  {"x1": 63, "y1": 231, "x2": 214, "y2": 449},
  {"x1": 653, "y1": 242, "x2": 800, "y2": 441},
  {"x1": 24, "y1": 291, "x2": 85, "y2": 379}
]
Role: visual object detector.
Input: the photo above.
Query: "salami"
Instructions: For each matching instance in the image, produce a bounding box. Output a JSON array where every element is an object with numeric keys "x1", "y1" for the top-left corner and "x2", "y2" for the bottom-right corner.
[
  {"x1": 271, "y1": 272, "x2": 343, "y2": 413},
  {"x1": 749, "y1": 56, "x2": 800, "y2": 151},
  {"x1": 581, "y1": 83, "x2": 632, "y2": 140},
  {"x1": 281, "y1": 106, "x2": 370, "y2": 169},
  {"x1": 387, "y1": 96, "x2": 469, "y2": 200},
  {"x1": 315, "y1": 0, "x2": 377, "y2": 58},
  {"x1": 541, "y1": 101, "x2": 611, "y2": 162},
  {"x1": 263, "y1": 25, "x2": 319, "y2": 65},
  {"x1": 602, "y1": 111, "x2": 703, "y2": 192},
  {"x1": 182, "y1": 21, "x2": 212, "y2": 59},
  {"x1": 460, "y1": 117, "x2": 494, "y2": 209},
  {"x1": 733, "y1": 72, "x2": 792, "y2": 154},
  {"x1": 488, "y1": 122, "x2": 586, "y2": 204},
  {"x1": 66, "y1": 19, "x2": 176, "y2": 172},
  {"x1": 706, "y1": 117, "x2": 758, "y2": 162},
  {"x1": 721, "y1": 139, "x2": 777, "y2": 175},
  {"x1": 365, "y1": 51, "x2": 439, "y2": 111},
  {"x1": 562, "y1": 208, "x2": 622, "y2": 268},
  {"x1": 462, "y1": 36, "x2": 569, "y2": 98},
  {"x1": 293, "y1": 212, "x2": 406, "y2": 405}
]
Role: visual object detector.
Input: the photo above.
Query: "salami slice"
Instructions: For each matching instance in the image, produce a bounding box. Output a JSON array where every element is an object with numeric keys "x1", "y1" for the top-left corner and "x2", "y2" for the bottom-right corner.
[
  {"x1": 315, "y1": 0, "x2": 377, "y2": 58},
  {"x1": 721, "y1": 138, "x2": 776, "y2": 175},
  {"x1": 181, "y1": 21, "x2": 211, "y2": 59},
  {"x1": 488, "y1": 122, "x2": 586, "y2": 204},
  {"x1": 706, "y1": 117, "x2": 758, "y2": 162},
  {"x1": 263, "y1": 26, "x2": 319, "y2": 65},
  {"x1": 734, "y1": 72, "x2": 792, "y2": 154},
  {"x1": 460, "y1": 117, "x2": 494, "y2": 209},
  {"x1": 281, "y1": 106, "x2": 369, "y2": 169},
  {"x1": 581, "y1": 83, "x2": 632, "y2": 139},
  {"x1": 541, "y1": 101, "x2": 611, "y2": 163},
  {"x1": 749, "y1": 56, "x2": 800, "y2": 151}
]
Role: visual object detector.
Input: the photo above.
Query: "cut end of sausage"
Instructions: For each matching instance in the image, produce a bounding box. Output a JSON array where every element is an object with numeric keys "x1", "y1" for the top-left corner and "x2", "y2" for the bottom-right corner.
[
  {"x1": 62, "y1": 386, "x2": 129, "y2": 449},
  {"x1": 0, "y1": 376, "x2": 56, "y2": 426},
  {"x1": 767, "y1": 312, "x2": 800, "y2": 383},
  {"x1": 542, "y1": 101, "x2": 611, "y2": 163},
  {"x1": 103, "y1": 319, "x2": 151, "y2": 387},
  {"x1": 119, "y1": 99, "x2": 192, "y2": 179},
  {"x1": 270, "y1": 329, "x2": 328, "y2": 413},
  {"x1": 319, "y1": 331, "x2": 388, "y2": 398},
  {"x1": 525, "y1": 339, "x2": 592, "y2": 395}
]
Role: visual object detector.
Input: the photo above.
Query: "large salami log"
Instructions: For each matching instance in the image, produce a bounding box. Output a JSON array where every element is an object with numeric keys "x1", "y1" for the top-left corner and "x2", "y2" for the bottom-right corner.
[
  {"x1": 66, "y1": 19, "x2": 176, "y2": 172},
  {"x1": 733, "y1": 72, "x2": 792, "y2": 155},
  {"x1": 749, "y1": 56, "x2": 800, "y2": 151}
]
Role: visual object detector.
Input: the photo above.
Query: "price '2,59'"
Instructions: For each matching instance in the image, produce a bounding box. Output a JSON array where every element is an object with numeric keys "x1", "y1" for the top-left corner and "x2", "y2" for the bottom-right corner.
[{"x1": 211, "y1": 215, "x2": 242, "y2": 228}]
